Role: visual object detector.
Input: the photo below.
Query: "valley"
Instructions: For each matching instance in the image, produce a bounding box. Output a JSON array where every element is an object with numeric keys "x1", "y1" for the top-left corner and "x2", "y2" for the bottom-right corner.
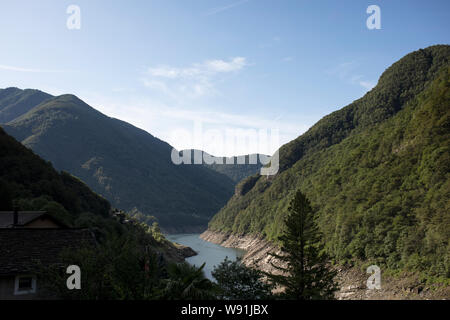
[
  {"x1": 0, "y1": 92, "x2": 263, "y2": 232},
  {"x1": 1, "y1": 44, "x2": 448, "y2": 301}
]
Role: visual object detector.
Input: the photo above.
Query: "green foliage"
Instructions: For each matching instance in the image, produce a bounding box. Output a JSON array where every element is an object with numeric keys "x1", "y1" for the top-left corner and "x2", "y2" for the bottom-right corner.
[
  {"x1": 0, "y1": 126, "x2": 110, "y2": 217},
  {"x1": 267, "y1": 190, "x2": 338, "y2": 300},
  {"x1": 38, "y1": 233, "x2": 163, "y2": 300},
  {"x1": 14, "y1": 196, "x2": 73, "y2": 226},
  {"x1": 208, "y1": 45, "x2": 450, "y2": 278},
  {"x1": 128, "y1": 208, "x2": 158, "y2": 226},
  {"x1": 150, "y1": 222, "x2": 164, "y2": 242},
  {"x1": 0, "y1": 87, "x2": 51, "y2": 123},
  {"x1": 1, "y1": 124, "x2": 222, "y2": 299},
  {"x1": 1, "y1": 93, "x2": 239, "y2": 231},
  {"x1": 161, "y1": 262, "x2": 216, "y2": 300},
  {"x1": 212, "y1": 257, "x2": 274, "y2": 299}
]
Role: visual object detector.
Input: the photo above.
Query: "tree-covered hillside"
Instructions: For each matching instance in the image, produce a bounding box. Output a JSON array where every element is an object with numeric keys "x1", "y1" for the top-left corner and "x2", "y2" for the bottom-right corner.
[
  {"x1": 207, "y1": 45, "x2": 450, "y2": 277},
  {"x1": 1, "y1": 94, "x2": 236, "y2": 231},
  {"x1": 0, "y1": 126, "x2": 215, "y2": 299},
  {"x1": 0, "y1": 87, "x2": 52, "y2": 123},
  {"x1": 0, "y1": 126, "x2": 110, "y2": 220}
]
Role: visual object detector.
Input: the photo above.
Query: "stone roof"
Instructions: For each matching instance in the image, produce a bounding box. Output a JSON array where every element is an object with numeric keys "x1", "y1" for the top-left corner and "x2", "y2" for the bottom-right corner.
[
  {"x1": 0, "y1": 228, "x2": 96, "y2": 275},
  {"x1": 0, "y1": 211, "x2": 67, "y2": 228}
]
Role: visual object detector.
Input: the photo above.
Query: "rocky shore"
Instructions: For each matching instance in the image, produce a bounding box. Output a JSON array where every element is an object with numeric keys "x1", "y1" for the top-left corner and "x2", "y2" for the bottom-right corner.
[
  {"x1": 200, "y1": 230, "x2": 281, "y2": 274},
  {"x1": 157, "y1": 238, "x2": 197, "y2": 263},
  {"x1": 200, "y1": 230, "x2": 450, "y2": 300}
]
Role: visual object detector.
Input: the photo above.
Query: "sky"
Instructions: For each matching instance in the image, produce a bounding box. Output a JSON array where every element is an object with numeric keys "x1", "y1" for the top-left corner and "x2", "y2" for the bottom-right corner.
[{"x1": 0, "y1": 0, "x2": 449, "y2": 156}]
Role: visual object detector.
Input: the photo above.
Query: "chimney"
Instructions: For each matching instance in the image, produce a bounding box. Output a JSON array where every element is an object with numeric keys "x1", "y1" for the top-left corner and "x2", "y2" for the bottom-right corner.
[{"x1": 13, "y1": 206, "x2": 18, "y2": 227}]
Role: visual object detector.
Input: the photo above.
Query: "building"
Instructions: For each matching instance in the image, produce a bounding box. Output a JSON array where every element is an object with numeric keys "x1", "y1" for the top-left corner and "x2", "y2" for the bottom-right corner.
[
  {"x1": 0, "y1": 211, "x2": 68, "y2": 229},
  {"x1": 0, "y1": 211, "x2": 95, "y2": 300}
]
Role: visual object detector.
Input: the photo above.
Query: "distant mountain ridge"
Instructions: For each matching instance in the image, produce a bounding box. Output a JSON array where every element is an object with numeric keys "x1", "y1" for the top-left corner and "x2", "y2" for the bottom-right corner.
[
  {"x1": 0, "y1": 89, "x2": 260, "y2": 232},
  {"x1": 180, "y1": 149, "x2": 270, "y2": 183},
  {"x1": 0, "y1": 87, "x2": 52, "y2": 123}
]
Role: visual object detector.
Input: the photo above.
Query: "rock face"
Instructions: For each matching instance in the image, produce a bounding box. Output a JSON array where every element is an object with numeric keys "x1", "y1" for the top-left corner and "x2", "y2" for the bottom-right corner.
[
  {"x1": 200, "y1": 230, "x2": 450, "y2": 300},
  {"x1": 156, "y1": 240, "x2": 197, "y2": 263},
  {"x1": 335, "y1": 267, "x2": 450, "y2": 300},
  {"x1": 200, "y1": 230, "x2": 283, "y2": 275}
]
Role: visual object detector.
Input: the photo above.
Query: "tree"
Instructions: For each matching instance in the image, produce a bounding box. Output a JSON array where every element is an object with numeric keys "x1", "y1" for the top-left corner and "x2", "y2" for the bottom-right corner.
[
  {"x1": 150, "y1": 222, "x2": 164, "y2": 242},
  {"x1": 267, "y1": 190, "x2": 338, "y2": 299},
  {"x1": 162, "y1": 262, "x2": 216, "y2": 300},
  {"x1": 38, "y1": 233, "x2": 162, "y2": 300},
  {"x1": 212, "y1": 257, "x2": 274, "y2": 300}
]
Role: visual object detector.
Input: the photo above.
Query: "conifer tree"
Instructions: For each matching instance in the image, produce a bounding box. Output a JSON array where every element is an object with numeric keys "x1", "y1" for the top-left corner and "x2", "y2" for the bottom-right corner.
[{"x1": 268, "y1": 190, "x2": 338, "y2": 299}]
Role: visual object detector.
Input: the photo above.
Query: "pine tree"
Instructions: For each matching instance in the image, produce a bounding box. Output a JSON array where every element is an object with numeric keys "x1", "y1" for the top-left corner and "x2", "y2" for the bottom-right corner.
[{"x1": 267, "y1": 190, "x2": 338, "y2": 299}]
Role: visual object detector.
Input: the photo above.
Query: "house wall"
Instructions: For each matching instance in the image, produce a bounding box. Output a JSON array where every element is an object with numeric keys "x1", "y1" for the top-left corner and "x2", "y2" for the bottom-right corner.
[
  {"x1": 25, "y1": 218, "x2": 60, "y2": 228},
  {"x1": 0, "y1": 276, "x2": 38, "y2": 300},
  {"x1": 0, "y1": 276, "x2": 15, "y2": 299}
]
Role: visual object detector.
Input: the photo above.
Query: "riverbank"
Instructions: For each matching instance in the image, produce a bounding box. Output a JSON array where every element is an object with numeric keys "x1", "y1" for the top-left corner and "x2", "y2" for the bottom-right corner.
[
  {"x1": 157, "y1": 236, "x2": 197, "y2": 263},
  {"x1": 167, "y1": 233, "x2": 245, "y2": 280},
  {"x1": 200, "y1": 230, "x2": 450, "y2": 300},
  {"x1": 200, "y1": 230, "x2": 281, "y2": 275}
]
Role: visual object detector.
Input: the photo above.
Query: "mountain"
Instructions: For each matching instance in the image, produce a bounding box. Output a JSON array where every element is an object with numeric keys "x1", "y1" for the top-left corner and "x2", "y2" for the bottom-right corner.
[
  {"x1": 0, "y1": 92, "x2": 261, "y2": 232},
  {"x1": 0, "y1": 87, "x2": 52, "y2": 123},
  {"x1": 0, "y1": 124, "x2": 195, "y2": 265},
  {"x1": 181, "y1": 149, "x2": 270, "y2": 183},
  {"x1": 206, "y1": 45, "x2": 450, "y2": 277},
  {"x1": 0, "y1": 126, "x2": 110, "y2": 220}
]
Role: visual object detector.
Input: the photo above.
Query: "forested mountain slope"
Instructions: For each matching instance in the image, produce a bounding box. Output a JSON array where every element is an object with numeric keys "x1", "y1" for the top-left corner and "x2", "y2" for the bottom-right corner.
[
  {"x1": 0, "y1": 87, "x2": 52, "y2": 123},
  {"x1": 207, "y1": 45, "x2": 450, "y2": 277},
  {"x1": 1, "y1": 93, "x2": 235, "y2": 231},
  {"x1": 0, "y1": 126, "x2": 110, "y2": 221},
  {"x1": 0, "y1": 125, "x2": 195, "y2": 279}
]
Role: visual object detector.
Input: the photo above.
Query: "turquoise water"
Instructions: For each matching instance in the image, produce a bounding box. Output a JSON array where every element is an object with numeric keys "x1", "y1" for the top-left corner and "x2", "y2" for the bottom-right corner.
[{"x1": 166, "y1": 233, "x2": 245, "y2": 281}]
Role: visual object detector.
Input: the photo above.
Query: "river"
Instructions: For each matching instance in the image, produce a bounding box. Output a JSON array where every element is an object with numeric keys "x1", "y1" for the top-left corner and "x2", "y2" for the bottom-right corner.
[{"x1": 166, "y1": 233, "x2": 245, "y2": 281}]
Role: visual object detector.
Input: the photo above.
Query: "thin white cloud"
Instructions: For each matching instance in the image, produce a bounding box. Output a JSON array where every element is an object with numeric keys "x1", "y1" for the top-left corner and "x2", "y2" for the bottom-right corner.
[
  {"x1": 142, "y1": 79, "x2": 170, "y2": 93},
  {"x1": 148, "y1": 57, "x2": 246, "y2": 79},
  {"x1": 359, "y1": 81, "x2": 376, "y2": 90},
  {"x1": 205, "y1": 57, "x2": 246, "y2": 72},
  {"x1": 327, "y1": 62, "x2": 375, "y2": 91},
  {"x1": 147, "y1": 66, "x2": 200, "y2": 79},
  {"x1": 143, "y1": 57, "x2": 247, "y2": 99},
  {"x1": 0, "y1": 64, "x2": 65, "y2": 73},
  {"x1": 204, "y1": 0, "x2": 250, "y2": 16}
]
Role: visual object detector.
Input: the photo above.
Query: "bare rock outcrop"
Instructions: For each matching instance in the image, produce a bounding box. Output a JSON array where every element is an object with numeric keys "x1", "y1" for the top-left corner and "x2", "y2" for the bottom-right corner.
[
  {"x1": 200, "y1": 230, "x2": 450, "y2": 300},
  {"x1": 200, "y1": 230, "x2": 283, "y2": 274}
]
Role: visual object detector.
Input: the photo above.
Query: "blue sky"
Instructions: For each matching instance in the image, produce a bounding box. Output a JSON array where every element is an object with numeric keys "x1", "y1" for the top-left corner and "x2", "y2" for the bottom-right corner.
[{"x1": 0, "y1": 0, "x2": 449, "y2": 156}]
